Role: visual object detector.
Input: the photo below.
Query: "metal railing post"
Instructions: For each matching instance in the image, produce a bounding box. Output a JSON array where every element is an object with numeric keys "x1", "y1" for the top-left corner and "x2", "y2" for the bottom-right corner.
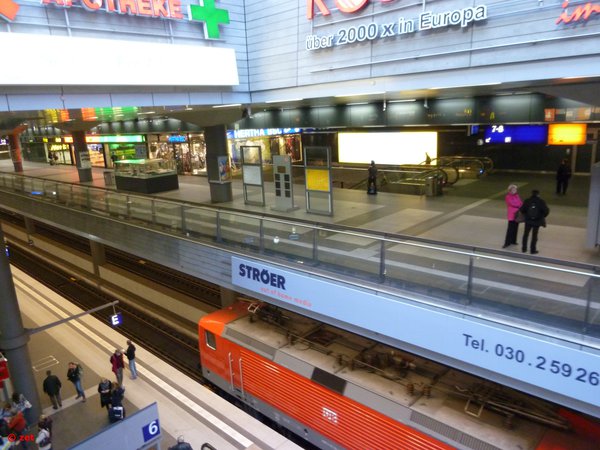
[
  {"x1": 216, "y1": 211, "x2": 222, "y2": 242},
  {"x1": 181, "y1": 205, "x2": 187, "y2": 235},
  {"x1": 582, "y1": 267, "x2": 599, "y2": 333},
  {"x1": 126, "y1": 195, "x2": 131, "y2": 218},
  {"x1": 379, "y1": 239, "x2": 386, "y2": 282},
  {"x1": 259, "y1": 219, "x2": 264, "y2": 253},
  {"x1": 312, "y1": 226, "x2": 319, "y2": 262},
  {"x1": 466, "y1": 254, "x2": 474, "y2": 304}
]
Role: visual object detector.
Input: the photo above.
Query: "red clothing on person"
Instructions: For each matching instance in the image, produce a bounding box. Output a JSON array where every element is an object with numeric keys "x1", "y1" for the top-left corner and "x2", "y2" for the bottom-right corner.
[
  {"x1": 110, "y1": 351, "x2": 124, "y2": 374},
  {"x1": 9, "y1": 411, "x2": 27, "y2": 433}
]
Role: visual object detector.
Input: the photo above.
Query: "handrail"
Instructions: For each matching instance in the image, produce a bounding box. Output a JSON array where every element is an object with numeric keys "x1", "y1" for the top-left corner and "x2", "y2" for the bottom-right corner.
[
  {"x1": 1, "y1": 171, "x2": 597, "y2": 272},
  {"x1": 1, "y1": 171, "x2": 599, "y2": 343}
]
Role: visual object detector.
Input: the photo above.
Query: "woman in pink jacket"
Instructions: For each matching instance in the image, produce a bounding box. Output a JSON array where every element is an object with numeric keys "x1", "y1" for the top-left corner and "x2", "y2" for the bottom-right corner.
[{"x1": 503, "y1": 184, "x2": 523, "y2": 248}]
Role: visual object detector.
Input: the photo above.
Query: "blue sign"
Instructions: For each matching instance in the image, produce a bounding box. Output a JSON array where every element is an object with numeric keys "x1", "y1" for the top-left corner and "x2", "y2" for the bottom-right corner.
[
  {"x1": 227, "y1": 128, "x2": 302, "y2": 139},
  {"x1": 484, "y1": 124, "x2": 548, "y2": 144},
  {"x1": 167, "y1": 135, "x2": 187, "y2": 143},
  {"x1": 142, "y1": 419, "x2": 161, "y2": 442},
  {"x1": 110, "y1": 313, "x2": 123, "y2": 326}
]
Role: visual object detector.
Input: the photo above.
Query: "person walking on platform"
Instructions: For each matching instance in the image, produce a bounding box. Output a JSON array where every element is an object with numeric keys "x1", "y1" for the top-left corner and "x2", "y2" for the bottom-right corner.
[
  {"x1": 36, "y1": 418, "x2": 52, "y2": 450},
  {"x1": 11, "y1": 392, "x2": 32, "y2": 428},
  {"x1": 6, "y1": 407, "x2": 27, "y2": 447},
  {"x1": 38, "y1": 415, "x2": 53, "y2": 437},
  {"x1": 556, "y1": 158, "x2": 572, "y2": 195},
  {"x1": 67, "y1": 362, "x2": 86, "y2": 402},
  {"x1": 519, "y1": 190, "x2": 550, "y2": 255},
  {"x1": 108, "y1": 383, "x2": 126, "y2": 423},
  {"x1": 98, "y1": 378, "x2": 112, "y2": 410},
  {"x1": 126, "y1": 339, "x2": 138, "y2": 379},
  {"x1": 169, "y1": 436, "x2": 193, "y2": 450},
  {"x1": 502, "y1": 184, "x2": 522, "y2": 248},
  {"x1": 367, "y1": 160, "x2": 378, "y2": 195},
  {"x1": 110, "y1": 382, "x2": 125, "y2": 408},
  {"x1": 110, "y1": 349, "x2": 125, "y2": 386},
  {"x1": 43, "y1": 370, "x2": 63, "y2": 410}
]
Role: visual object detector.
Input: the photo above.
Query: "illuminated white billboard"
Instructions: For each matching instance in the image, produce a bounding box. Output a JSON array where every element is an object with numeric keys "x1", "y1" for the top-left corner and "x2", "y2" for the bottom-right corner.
[{"x1": 338, "y1": 132, "x2": 437, "y2": 165}]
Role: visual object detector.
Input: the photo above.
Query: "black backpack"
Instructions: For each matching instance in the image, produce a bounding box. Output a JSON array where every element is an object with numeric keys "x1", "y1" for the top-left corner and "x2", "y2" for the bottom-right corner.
[{"x1": 526, "y1": 202, "x2": 541, "y2": 221}]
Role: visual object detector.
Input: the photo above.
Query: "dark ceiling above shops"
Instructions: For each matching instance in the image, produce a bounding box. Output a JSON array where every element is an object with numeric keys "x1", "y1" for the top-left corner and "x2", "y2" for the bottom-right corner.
[{"x1": 0, "y1": 76, "x2": 599, "y2": 134}]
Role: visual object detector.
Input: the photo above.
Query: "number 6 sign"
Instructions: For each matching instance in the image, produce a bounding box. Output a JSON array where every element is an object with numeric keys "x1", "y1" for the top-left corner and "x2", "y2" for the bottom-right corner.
[{"x1": 142, "y1": 419, "x2": 161, "y2": 442}]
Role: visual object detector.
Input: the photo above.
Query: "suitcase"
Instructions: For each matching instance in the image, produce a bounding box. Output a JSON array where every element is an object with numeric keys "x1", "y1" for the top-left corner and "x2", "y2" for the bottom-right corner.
[{"x1": 108, "y1": 405, "x2": 125, "y2": 423}]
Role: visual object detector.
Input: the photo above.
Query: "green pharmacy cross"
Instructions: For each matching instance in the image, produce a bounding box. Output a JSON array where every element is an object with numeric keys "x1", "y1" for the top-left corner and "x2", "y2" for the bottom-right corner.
[{"x1": 189, "y1": 0, "x2": 230, "y2": 40}]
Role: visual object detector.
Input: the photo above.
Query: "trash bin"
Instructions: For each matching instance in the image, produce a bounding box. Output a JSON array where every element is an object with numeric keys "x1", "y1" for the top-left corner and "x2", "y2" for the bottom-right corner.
[
  {"x1": 104, "y1": 171, "x2": 115, "y2": 186},
  {"x1": 425, "y1": 175, "x2": 442, "y2": 196}
]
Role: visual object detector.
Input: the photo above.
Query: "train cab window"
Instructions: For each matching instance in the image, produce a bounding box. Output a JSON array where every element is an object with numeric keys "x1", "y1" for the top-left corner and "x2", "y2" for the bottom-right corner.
[{"x1": 205, "y1": 330, "x2": 216, "y2": 350}]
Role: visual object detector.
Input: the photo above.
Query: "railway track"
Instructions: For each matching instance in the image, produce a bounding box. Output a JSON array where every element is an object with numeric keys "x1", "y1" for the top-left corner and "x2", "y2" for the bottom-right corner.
[
  {"x1": 36, "y1": 221, "x2": 222, "y2": 308},
  {"x1": 8, "y1": 243, "x2": 203, "y2": 382},
  {"x1": 7, "y1": 239, "x2": 318, "y2": 450}
]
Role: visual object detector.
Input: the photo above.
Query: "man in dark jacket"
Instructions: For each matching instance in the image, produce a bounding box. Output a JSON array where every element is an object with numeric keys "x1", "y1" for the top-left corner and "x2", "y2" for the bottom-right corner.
[
  {"x1": 556, "y1": 158, "x2": 572, "y2": 195},
  {"x1": 126, "y1": 340, "x2": 138, "y2": 379},
  {"x1": 42, "y1": 370, "x2": 63, "y2": 409},
  {"x1": 519, "y1": 190, "x2": 550, "y2": 255},
  {"x1": 367, "y1": 161, "x2": 378, "y2": 194}
]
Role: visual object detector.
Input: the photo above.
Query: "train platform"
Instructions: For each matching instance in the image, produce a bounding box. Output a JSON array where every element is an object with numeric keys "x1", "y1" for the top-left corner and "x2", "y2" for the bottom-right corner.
[
  {"x1": 9, "y1": 265, "x2": 302, "y2": 450},
  {"x1": 0, "y1": 159, "x2": 596, "y2": 266}
]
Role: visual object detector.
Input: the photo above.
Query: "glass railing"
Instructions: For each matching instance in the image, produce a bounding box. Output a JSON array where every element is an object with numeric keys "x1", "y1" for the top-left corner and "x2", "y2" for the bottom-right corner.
[{"x1": 1, "y1": 172, "x2": 598, "y2": 344}]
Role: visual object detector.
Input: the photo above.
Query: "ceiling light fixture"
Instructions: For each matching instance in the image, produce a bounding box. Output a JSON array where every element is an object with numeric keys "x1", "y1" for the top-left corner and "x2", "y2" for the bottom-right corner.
[
  {"x1": 265, "y1": 98, "x2": 303, "y2": 103},
  {"x1": 213, "y1": 103, "x2": 242, "y2": 108},
  {"x1": 335, "y1": 92, "x2": 385, "y2": 97}
]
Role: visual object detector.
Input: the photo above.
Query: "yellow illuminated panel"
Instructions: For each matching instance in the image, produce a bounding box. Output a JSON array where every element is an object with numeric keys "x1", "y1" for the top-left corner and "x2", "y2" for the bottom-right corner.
[
  {"x1": 548, "y1": 124, "x2": 587, "y2": 145},
  {"x1": 306, "y1": 169, "x2": 330, "y2": 192},
  {"x1": 338, "y1": 132, "x2": 437, "y2": 165}
]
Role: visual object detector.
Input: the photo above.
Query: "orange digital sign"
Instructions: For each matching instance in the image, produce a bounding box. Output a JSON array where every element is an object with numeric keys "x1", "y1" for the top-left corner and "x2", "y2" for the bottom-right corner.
[{"x1": 547, "y1": 124, "x2": 587, "y2": 145}]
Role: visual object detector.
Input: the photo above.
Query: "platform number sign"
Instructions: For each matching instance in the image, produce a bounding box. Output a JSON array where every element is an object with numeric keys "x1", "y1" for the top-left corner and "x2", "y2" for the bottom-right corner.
[
  {"x1": 142, "y1": 419, "x2": 161, "y2": 442},
  {"x1": 110, "y1": 312, "x2": 123, "y2": 327}
]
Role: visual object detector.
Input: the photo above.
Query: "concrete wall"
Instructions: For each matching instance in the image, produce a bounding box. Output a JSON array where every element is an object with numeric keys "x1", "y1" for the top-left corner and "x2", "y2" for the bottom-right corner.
[{"x1": 245, "y1": 0, "x2": 600, "y2": 95}]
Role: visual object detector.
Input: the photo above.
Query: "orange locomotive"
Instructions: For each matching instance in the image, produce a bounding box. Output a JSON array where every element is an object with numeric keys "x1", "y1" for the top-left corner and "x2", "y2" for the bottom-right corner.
[{"x1": 198, "y1": 301, "x2": 600, "y2": 450}]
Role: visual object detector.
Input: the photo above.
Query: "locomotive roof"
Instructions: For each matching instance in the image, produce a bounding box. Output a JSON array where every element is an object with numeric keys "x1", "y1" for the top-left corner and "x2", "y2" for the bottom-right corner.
[{"x1": 218, "y1": 301, "x2": 562, "y2": 450}]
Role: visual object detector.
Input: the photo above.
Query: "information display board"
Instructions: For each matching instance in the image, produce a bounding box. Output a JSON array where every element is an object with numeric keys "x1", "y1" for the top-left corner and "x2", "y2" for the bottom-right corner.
[
  {"x1": 241, "y1": 145, "x2": 265, "y2": 206},
  {"x1": 272, "y1": 155, "x2": 298, "y2": 212},
  {"x1": 304, "y1": 146, "x2": 333, "y2": 216}
]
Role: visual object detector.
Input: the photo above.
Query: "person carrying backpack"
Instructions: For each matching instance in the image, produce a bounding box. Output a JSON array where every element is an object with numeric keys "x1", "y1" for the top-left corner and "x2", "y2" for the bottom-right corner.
[{"x1": 519, "y1": 189, "x2": 550, "y2": 255}]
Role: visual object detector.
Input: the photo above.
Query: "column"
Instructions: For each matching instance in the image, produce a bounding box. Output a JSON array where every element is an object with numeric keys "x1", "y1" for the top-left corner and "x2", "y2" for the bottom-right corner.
[
  {"x1": 220, "y1": 286, "x2": 237, "y2": 308},
  {"x1": 90, "y1": 240, "x2": 106, "y2": 277},
  {"x1": 8, "y1": 130, "x2": 23, "y2": 173},
  {"x1": 0, "y1": 225, "x2": 41, "y2": 421},
  {"x1": 72, "y1": 130, "x2": 93, "y2": 182},
  {"x1": 204, "y1": 124, "x2": 233, "y2": 203},
  {"x1": 24, "y1": 217, "x2": 36, "y2": 237}
]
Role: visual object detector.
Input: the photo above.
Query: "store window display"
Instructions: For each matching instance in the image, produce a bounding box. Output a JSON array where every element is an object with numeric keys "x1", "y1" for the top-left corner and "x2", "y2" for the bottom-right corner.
[
  {"x1": 148, "y1": 134, "x2": 207, "y2": 176},
  {"x1": 228, "y1": 132, "x2": 303, "y2": 172},
  {"x1": 87, "y1": 143, "x2": 106, "y2": 167}
]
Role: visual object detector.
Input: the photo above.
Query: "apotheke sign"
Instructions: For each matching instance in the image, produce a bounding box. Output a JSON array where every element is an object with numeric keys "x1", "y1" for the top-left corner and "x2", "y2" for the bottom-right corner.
[
  {"x1": 1, "y1": 0, "x2": 230, "y2": 39},
  {"x1": 305, "y1": 3, "x2": 488, "y2": 51}
]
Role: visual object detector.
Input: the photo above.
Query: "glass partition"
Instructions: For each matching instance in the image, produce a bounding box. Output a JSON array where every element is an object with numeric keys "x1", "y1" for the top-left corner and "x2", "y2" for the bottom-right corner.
[{"x1": 0, "y1": 172, "x2": 599, "y2": 342}]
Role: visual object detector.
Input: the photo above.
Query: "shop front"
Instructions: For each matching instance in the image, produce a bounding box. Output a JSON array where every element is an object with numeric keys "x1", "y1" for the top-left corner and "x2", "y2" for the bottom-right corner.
[
  {"x1": 86, "y1": 135, "x2": 147, "y2": 167},
  {"x1": 148, "y1": 134, "x2": 207, "y2": 175},
  {"x1": 47, "y1": 142, "x2": 73, "y2": 165},
  {"x1": 0, "y1": 138, "x2": 9, "y2": 160},
  {"x1": 227, "y1": 128, "x2": 303, "y2": 171}
]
